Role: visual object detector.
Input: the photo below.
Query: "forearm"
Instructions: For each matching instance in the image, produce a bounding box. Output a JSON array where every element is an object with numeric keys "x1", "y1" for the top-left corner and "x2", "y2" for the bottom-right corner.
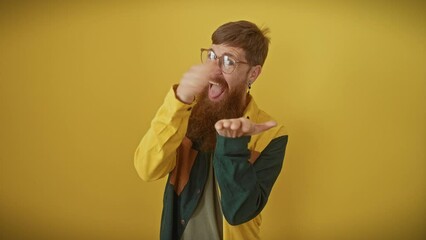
[
  {"x1": 134, "y1": 85, "x2": 195, "y2": 181},
  {"x1": 213, "y1": 135, "x2": 288, "y2": 225}
]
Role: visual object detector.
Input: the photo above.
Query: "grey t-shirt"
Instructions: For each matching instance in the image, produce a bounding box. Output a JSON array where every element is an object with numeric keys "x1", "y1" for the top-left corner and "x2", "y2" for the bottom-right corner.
[{"x1": 181, "y1": 157, "x2": 223, "y2": 240}]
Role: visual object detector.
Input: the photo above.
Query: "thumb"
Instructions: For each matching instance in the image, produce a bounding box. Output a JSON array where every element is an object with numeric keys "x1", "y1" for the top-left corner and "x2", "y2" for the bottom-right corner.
[{"x1": 252, "y1": 121, "x2": 277, "y2": 135}]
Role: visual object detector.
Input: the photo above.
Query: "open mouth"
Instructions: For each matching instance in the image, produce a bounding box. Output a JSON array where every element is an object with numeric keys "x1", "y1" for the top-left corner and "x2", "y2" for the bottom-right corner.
[{"x1": 208, "y1": 81, "x2": 226, "y2": 101}]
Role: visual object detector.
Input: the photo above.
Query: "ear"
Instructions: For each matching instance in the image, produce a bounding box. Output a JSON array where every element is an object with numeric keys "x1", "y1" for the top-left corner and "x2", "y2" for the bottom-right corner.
[{"x1": 248, "y1": 65, "x2": 262, "y2": 84}]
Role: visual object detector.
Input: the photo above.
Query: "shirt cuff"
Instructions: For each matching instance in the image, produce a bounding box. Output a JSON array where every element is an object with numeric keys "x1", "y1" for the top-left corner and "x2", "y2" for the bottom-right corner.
[{"x1": 215, "y1": 134, "x2": 251, "y2": 156}]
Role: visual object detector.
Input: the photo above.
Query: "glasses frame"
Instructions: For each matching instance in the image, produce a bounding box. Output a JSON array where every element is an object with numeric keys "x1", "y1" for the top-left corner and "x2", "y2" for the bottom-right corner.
[{"x1": 200, "y1": 48, "x2": 249, "y2": 74}]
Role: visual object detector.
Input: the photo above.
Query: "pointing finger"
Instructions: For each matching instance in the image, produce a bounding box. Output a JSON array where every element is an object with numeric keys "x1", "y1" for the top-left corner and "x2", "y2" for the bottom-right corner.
[{"x1": 252, "y1": 121, "x2": 277, "y2": 135}]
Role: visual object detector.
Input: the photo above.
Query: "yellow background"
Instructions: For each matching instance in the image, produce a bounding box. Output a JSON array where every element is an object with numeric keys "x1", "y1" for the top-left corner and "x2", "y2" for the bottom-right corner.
[{"x1": 1, "y1": 1, "x2": 425, "y2": 239}]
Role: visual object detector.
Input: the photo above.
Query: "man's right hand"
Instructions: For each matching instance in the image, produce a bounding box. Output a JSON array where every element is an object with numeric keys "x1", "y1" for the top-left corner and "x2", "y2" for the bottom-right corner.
[{"x1": 176, "y1": 61, "x2": 216, "y2": 104}]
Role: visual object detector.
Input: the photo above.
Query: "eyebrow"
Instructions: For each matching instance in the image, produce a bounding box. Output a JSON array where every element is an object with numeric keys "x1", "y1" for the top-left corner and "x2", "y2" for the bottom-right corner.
[{"x1": 209, "y1": 48, "x2": 238, "y2": 59}]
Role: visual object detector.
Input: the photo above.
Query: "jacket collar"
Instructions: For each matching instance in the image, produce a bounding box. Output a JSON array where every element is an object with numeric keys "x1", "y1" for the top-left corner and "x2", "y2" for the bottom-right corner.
[{"x1": 243, "y1": 94, "x2": 260, "y2": 123}]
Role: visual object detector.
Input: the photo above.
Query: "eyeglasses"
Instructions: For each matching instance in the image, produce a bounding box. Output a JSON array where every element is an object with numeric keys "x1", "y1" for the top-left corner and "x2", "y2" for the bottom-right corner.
[{"x1": 200, "y1": 48, "x2": 249, "y2": 74}]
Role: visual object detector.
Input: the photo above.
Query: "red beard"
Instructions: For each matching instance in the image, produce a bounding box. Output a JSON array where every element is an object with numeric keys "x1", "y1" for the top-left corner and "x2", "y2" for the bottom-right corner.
[{"x1": 186, "y1": 85, "x2": 247, "y2": 152}]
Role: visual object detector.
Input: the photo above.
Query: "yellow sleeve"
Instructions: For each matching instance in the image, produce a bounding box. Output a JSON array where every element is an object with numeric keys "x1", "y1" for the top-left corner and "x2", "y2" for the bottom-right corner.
[{"x1": 134, "y1": 85, "x2": 196, "y2": 181}]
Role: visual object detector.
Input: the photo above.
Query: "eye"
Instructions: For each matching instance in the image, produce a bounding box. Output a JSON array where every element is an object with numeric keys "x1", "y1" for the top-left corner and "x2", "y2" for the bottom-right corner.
[
  {"x1": 207, "y1": 50, "x2": 216, "y2": 60},
  {"x1": 223, "y1": 55, "x2": 236, "y2": 67}
]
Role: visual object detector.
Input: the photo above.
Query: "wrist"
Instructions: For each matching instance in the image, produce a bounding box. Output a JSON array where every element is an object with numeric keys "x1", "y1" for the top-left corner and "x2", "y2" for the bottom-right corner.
[{"x1": 175, "y1": 87, "x2": 195, "y2": 104}]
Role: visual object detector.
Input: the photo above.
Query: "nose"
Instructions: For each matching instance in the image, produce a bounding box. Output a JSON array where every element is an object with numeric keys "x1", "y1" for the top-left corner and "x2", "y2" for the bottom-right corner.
[{"x1": 211, "y1": 59, "x2": 223, "y2": 75}]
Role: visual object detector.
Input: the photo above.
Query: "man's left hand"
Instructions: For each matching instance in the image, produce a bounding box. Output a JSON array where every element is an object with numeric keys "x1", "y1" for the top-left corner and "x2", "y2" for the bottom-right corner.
[{"x1": 215, "y1": 117, "x2": 277, "y2": 138}]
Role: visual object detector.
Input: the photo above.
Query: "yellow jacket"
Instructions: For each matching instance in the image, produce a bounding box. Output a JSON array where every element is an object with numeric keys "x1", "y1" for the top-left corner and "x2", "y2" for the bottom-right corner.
[{"x1": 135, "y1": 86, "x2": 288, "y2": 240}]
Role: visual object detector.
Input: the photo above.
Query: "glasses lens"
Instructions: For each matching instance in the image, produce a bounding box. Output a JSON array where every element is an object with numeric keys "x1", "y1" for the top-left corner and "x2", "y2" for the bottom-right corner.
[
  {"x1": 201, "y1": 49, "x2": 216, "y2": 63},
  {"x1": 221, "y1": 55, "x2": 236, "y2": 74}
]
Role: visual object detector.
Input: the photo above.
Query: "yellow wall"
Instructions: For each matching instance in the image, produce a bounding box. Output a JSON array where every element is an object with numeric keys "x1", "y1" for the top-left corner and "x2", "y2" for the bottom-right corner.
[{"x1": 1, "y1": 1, "x2": 425, "y2": 239}]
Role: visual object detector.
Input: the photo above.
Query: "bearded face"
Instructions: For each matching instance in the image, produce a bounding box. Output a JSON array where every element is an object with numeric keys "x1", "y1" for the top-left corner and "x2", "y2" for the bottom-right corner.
[
  {"x1": 186, "y1": 77, "x2": 248, "y2": 152},
  {"x1": 186, "y1": 44, "x2": 257, "y2": 152}
]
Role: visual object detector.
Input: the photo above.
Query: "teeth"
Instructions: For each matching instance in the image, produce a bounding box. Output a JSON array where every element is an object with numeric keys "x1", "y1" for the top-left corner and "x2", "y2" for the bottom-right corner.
[{"x1": 209, "y1": 81, "x2": 220, "y2": 86}]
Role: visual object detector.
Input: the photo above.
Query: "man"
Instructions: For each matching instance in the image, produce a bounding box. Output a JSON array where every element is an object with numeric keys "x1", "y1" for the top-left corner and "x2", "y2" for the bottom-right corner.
[{"x1": 134, "y1": 20, "x2": 288, "y2": 240}]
